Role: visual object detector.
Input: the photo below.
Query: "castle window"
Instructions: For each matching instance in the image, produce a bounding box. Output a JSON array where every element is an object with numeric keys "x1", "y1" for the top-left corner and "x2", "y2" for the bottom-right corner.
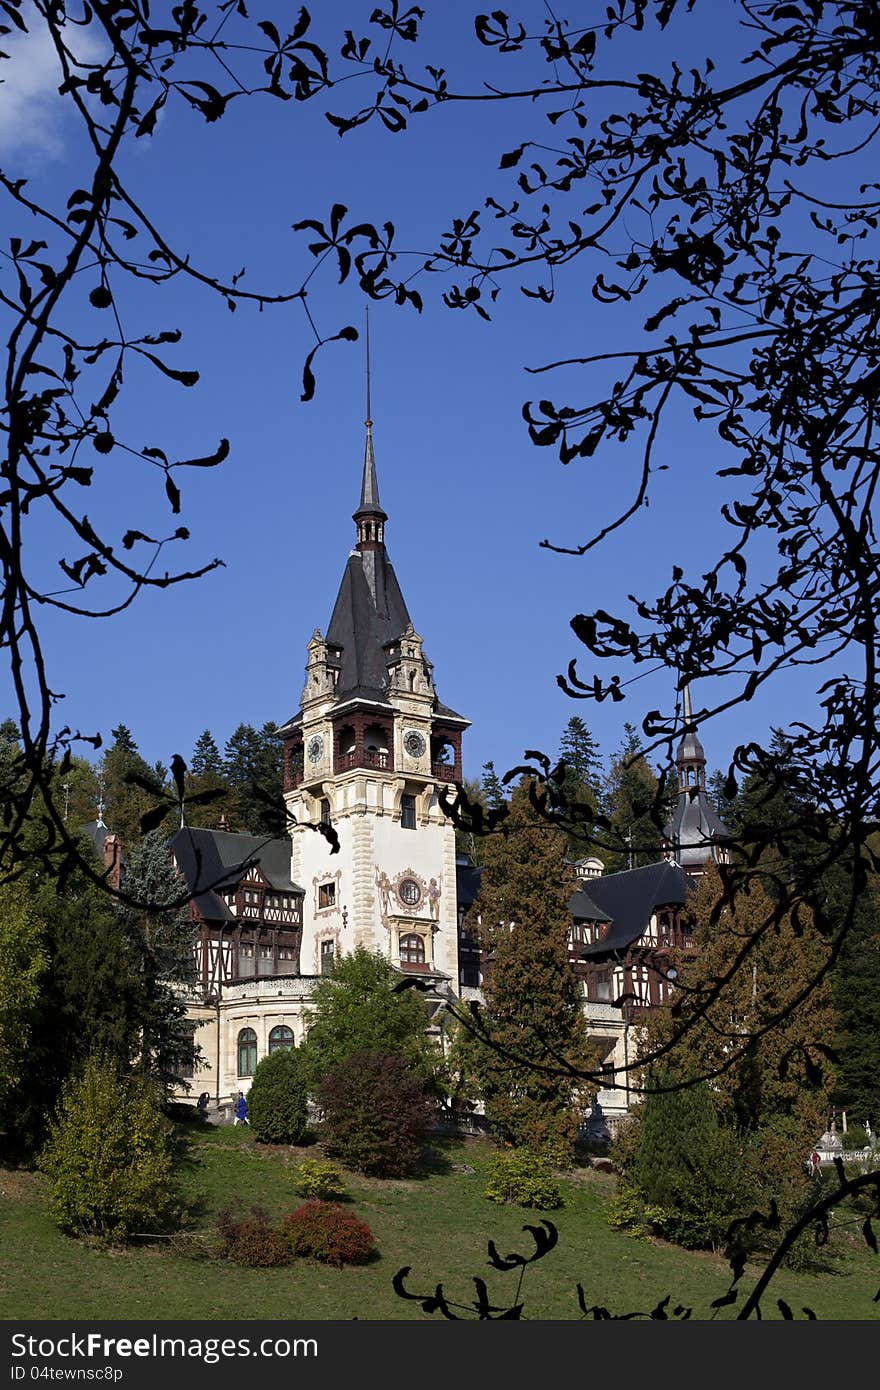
[
  {"x1": 320, "y1": 798, "x2": 331, "y2": 826},
  {"x1": 237, "y1": 1028, "x2": 257, "y2": 1077},
  {"x1": 399, "y1": 933, "x2": 425, "y2": 966},
  {"x1": 595, "y1": 969, "x2": 611, "y2": 1001},
  {"x1": 318, "y1": 881, "x2": 336, "y2": 910},
  {"x1": 398, "y1": 877, "x2": 421, "y2": 907},
  {"x1": 268, "y1": 1025, "x2": 294, "y2": 1053},
  {"x1": 321, "y1": 939, "x2": 335, "y2": 974},
  {"x1": 400, "y1": 794, "x2": 416, "y2": 829}
]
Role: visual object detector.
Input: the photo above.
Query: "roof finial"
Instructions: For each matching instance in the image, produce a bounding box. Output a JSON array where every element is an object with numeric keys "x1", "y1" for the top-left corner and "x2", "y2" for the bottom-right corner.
[
  {"x1": 365, "y1": 305, "x2": 372, "y2": 428},
  {"x1": 682, "y1": 680, "x2": 693, "y2": 727},
  {"x1": 354, "y1": 310, "x2": 385, "y2": 528}
]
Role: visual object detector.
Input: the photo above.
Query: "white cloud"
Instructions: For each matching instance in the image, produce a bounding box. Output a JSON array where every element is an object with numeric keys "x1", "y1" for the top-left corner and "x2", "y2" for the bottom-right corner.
[{"x1": 0, "y1": 12, "x2": 105, "y2": 160}]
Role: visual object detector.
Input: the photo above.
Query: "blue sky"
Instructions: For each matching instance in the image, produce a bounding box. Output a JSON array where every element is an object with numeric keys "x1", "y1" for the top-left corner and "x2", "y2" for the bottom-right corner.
[{"x1": 0, "y1": 3, "x2": 840, "y2": 788}]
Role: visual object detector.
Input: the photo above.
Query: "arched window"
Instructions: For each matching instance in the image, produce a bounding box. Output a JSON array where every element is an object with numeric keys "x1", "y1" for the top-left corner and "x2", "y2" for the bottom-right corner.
[
  {"x1": 399, "y1": 933, "x2": 425, "y2": 966},
  {"x1": 268, "y1": 1025, "x2": 294, "y2": 1053},
  {"x1": 237, "y1": 1027, "x2": 257, "y2": 1077}
]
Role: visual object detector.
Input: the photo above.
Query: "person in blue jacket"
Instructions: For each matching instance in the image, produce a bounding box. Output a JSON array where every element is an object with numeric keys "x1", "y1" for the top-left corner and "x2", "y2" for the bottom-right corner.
[{"x1": 234, "y1": 1091, "x2": 248, "y2": 1125}]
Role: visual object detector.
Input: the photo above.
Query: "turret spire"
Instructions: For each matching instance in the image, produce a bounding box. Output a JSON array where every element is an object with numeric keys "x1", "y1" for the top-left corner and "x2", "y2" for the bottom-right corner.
[{"x1": 354, "y1": 309, "x2": 387, "y2": 550}]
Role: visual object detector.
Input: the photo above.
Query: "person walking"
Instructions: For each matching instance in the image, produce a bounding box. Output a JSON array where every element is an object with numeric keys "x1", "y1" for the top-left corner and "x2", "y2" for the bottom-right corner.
[{"x1": 234, "y1": 1091, "x2": 248, "y2": 1126}]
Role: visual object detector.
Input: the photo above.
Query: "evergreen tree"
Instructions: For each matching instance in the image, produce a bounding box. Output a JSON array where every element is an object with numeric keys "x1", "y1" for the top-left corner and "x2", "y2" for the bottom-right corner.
[
  {"x1": 604, "y1": 723, "x2": 669, "y2": 872},
  {"x1": 454, "y1": 776, "x2": 488, "y2": 866},
  {"x1": 614, "y1": 1069, "x2": 752, "y2": 1251},
  {"x1": 481, "y1": 760, "x2": 506, "y2": 810},
  {"x1": 190, "y1": 730, "x2": 223, "y2": 779},
  {"x1": 40, "y1": 1058, "x2": 181, "y2": 1242},
  {"x1": 470, "y1": 779, "x2": 593, "y2": 1162},
  {"x1": 301, "y1": 946, "x2": 433, "y2": 1089},
  {"x1": 830, "y1": 869, "x2": 880, "y2": 1129},
  {"x1": 101, "y1": 724, "x2": 169, "y2": 848},
  {"x1": 650, "y1": 863, "x2": 834, "y2": 1144},
  {"x1": 3, "y1": 837, "x2": 142, "y2": 1156},
  {"x1": 186, "y1": 730, "x2": 229, "y2": 830},
  {"x1": 223, "y1": 723, "x2": 284, "y2": 835},
  {"x1": 118, "y1": 831, "x2": 199, "y2": 1090},
  {"x1": 556, "y1": 716, "x2": 604, "y2": 865},
  {"x1": 0, "y1": 882, "x2": 46, "y2": 1119}
]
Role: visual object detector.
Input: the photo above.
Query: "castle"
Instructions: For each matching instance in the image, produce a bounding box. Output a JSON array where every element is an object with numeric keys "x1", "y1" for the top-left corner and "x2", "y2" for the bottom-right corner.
[{"x1": 171, "y1": 404, "x2": 730, "y2": 1117}]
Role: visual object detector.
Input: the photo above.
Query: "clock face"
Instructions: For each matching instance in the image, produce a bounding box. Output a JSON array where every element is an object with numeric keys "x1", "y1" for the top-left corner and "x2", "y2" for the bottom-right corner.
[
  {"x1": 307, "y1": 734, "x2": 324, "y2": 764},
  {"x1": 403, "y1": 729, "x2": 426, "y2": 759}
]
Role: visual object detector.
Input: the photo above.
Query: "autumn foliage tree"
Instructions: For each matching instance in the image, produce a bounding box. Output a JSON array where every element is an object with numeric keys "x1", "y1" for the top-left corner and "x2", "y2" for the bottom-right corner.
[
  {"x1": 466, "y1": 780, "x2": 594, "y2": 1162},
  {"x1": 651, "y1": 863, "x2": 835, "y2": 1146}
]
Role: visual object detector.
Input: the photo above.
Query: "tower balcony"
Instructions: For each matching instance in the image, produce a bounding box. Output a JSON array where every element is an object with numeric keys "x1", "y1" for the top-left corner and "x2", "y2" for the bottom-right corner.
[
  {"x1": 431, "y1": 761, "x2": 456, "y2": 782},
  {"x1": 335, "y1": 748, "x2": 391, "y2": 774}
]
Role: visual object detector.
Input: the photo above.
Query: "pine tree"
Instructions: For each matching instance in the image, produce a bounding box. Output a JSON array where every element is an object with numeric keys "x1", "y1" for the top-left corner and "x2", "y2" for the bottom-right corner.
[
  {"x1": 190, "y1": 730, "x2": 223, "y2": 779},
  {"x1": 0, "y1": 882, "x2": 46, "y2": 1117},
  {"x1": 650, "y1": 863, "x2": 834, "y2": 1144},
  {"x1": 556, "y1": 716, "x2": 604, "y2": 865},
  {"x1": 830, "y1": 865, "x2": 880, "y2": 1129},
  {"x1": 480, "y1": 760, "x2": 506, "y2": 810},
  {"x1": 470, "y1": 779, "x2": 593, "y2": 1162},
  {"x1": 186, "y1": 730, "x2": 229, "y2": 830},
  {"x1": 118, "y1": 831, "x2": 199, "y2": 1090},
  {"x1": 3, "y1": 842, "x2": 142, "y2": 1156},
  {"x1": 604, "y1": 723, "x2": 668, "y2": 872},
  {"x1": 101, "y1": 724, "x2": 169, "y2": 847}
]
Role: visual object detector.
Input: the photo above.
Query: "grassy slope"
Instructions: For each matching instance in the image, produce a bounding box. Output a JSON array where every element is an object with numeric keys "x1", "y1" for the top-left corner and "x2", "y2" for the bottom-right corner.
[{"x1": 1, "y1": 1127, "x2": 876, "y2": 1321}]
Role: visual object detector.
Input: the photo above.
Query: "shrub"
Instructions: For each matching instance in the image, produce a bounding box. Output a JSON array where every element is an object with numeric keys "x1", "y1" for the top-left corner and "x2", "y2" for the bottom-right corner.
[
  {"x1": 842, "y1": 1124, "x2": 870, "y2": 1152},
  {"x1": 39, "y1": 1057, "x2": 181, "y2": 1243},
  {"x1": 282, "y1": 1202, "x2": 375, "y2": 1266},
  {"x1": 246, "y1": 1046, "x2": 309, "y2": 1144},
  {"x1": 318, "y1": 1050, "x2": 434, "y2": 1177},
  {"x1": 294, "y1": 1158, "x2": 348, "y2": 1202},
  {"x1": 216, "y1": 1204, "x2": 291, "y2": 1267},
  {"x1": 484, "y1": 1148, "x2": 563, "y2": 1210}
]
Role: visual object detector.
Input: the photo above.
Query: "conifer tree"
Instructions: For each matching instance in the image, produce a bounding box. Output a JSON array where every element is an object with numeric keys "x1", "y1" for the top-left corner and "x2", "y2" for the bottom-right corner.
[
  {"x1": 0, "y1": 882, "x2": 46, "y2": 1118},
  {"x1": 470, "y1": 779, "x2": 593, "y2": 1161},
  {"x1": 118, "y1": 831, "x2": 199, "y2": 1089},
  {"x1": 101, "y1": 724, "x2": 168, "y2": 847},
  {"x1": 186, "y1": 730, "x2": 229, "y2": 830},
  {"x1": 223, "y1": 723, "x2": 284, "y2": 835},
  {"x1": 480, "y1": 760, "x2": 506, "y2": 811},
  {"x1": 604, "y1": 723, "x2": 670, "y2": 872},
  {"x1": 556, "y1": 716, "x2": 604, "y2": 865},
  {"x1": 650, "y1": 863, "x2": 834, "y2": 1144}
]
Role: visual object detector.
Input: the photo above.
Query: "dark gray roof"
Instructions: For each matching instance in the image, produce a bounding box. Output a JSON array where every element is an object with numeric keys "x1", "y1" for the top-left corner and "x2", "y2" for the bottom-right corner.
[
  {"x1": 80, "y1": 820, "x2": 111, "y2": 853},
  {"x1": 573, "y1": 860, "x2": 692, "y2": 961},
  {"x1": 326, "y1": 550, "x2": 412, "y2": 704},
  {"x1": 171, "y1": 827, "x2": 303, "y2": 925},
  {"x1": 664, "y1": 788, "x2": 730, "y2": 868},
  {"x1": 354, "y1": 423, "x2": 385, "y2": 519}
]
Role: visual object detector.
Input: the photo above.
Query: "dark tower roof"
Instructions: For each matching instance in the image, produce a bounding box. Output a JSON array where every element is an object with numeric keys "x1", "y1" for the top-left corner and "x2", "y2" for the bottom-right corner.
[
  {"x1": 280, "y1": 359, "x2": 469, "y2": 732},
  {"x1": 326, "y1": 547, "x2": 412, "y2": 704},
  {"x1": 663, "y1": 683, "x2": 730, "y2": 869}
]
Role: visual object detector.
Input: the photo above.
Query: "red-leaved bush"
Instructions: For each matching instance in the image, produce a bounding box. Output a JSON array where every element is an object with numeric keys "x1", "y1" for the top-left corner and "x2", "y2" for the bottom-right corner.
[
  {"x1": 216, "y1": 1204, "x2": 291, "y2": 1267},
  {"x1": 317, "y1": 1049, "x2": 434, "y2": 1177},
  {"x1": 282, "y1": 1202, "x2": 376, "y2": 1266}
]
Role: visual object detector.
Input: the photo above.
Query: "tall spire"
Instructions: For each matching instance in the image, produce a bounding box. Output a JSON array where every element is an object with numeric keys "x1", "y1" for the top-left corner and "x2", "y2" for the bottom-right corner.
[
  {"x1": 354, "y1": 308, "x2": 387, "y2": 549},
  {"x1": 676, "y1": 679, "x2": 705, "y2": 791}
]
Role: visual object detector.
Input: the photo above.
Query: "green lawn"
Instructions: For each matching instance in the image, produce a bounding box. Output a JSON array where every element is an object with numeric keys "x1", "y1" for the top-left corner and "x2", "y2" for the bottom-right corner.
[{"x1": 1, "y1": 1125, "x2": 877, "y2": 1320}]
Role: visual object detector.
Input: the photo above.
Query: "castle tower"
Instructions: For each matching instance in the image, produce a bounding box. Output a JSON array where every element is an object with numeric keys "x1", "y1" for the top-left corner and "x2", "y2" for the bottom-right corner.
[
  {"x1": 279, "y1": 394, "x2": 468, "y2": 983},
  {"x1": 663, "y1": 683, "x2": 731, "y2": 871}
]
